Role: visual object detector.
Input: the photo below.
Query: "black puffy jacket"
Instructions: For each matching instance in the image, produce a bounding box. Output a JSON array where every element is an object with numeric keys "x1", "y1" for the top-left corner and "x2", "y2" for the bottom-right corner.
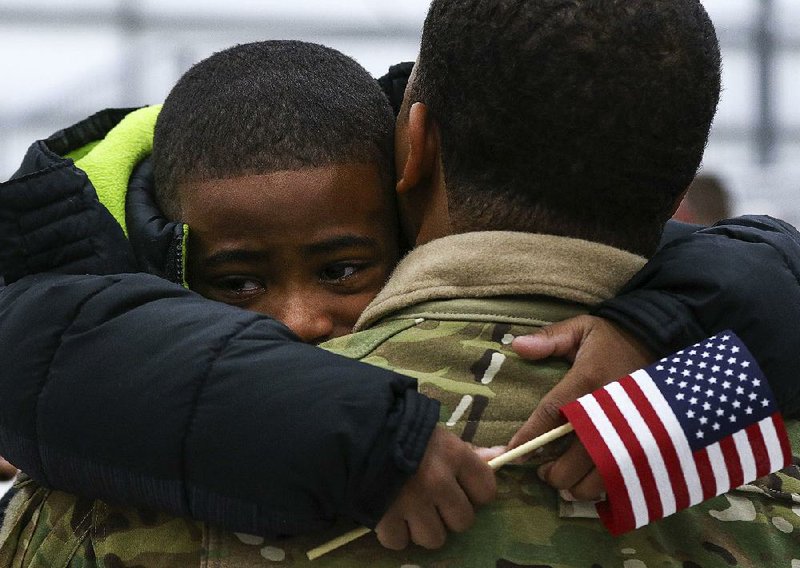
[
  {"x1": 1, "y1": 106, "x2": 799, "y2": 538},
  {"x1": 0, "y1": 107, "x2": 439, "y2": 535}
]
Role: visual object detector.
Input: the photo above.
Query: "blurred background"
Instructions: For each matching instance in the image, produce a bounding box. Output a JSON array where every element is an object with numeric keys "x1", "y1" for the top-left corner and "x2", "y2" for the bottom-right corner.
[{"x1": 1, "y1": 0, "x2": 798, "y2": 226}]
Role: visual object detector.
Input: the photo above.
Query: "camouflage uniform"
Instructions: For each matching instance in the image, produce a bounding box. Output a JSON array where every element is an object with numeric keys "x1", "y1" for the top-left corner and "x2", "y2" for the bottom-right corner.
[{"x1": 2, "y1": 232, "x2": 799, "y2": 567}]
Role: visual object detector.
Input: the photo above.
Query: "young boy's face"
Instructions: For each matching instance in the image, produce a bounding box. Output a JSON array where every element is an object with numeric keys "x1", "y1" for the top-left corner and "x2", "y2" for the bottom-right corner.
[{"x1": 181, "y1": 163, "x2": 399, "y2": 344}]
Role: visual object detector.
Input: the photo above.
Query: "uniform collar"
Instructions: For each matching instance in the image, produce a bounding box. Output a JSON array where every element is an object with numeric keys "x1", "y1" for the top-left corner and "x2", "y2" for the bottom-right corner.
[{"x1": 355, "y1": 231, "x2": 646, "y2": 330}]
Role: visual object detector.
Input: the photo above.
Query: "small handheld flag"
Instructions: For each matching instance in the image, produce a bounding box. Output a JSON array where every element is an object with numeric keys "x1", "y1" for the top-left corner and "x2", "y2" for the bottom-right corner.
[{"x1": 561, "y1": 330, "x2": 791, "y2": 535}]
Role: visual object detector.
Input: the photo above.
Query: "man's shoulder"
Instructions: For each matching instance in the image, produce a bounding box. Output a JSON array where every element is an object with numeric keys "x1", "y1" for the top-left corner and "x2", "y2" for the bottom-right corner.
[
  {"x1": 325, "y1": 296, "x2": 587, "y2": 360},
  {"x1": 322, "y1": 319, "x2": 417, "y2": 360},
  {"x1": 327, "y1": 305, "x2": 573, "y2": 449},
  {"x1": 325, "y1": 313, "x2": 536, "y2": 379}
]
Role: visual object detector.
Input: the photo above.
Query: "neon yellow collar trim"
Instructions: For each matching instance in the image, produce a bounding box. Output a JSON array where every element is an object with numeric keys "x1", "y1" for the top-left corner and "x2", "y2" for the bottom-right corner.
[{"x1": 75, "y1": 104, "x2": 162, "y2": 237}]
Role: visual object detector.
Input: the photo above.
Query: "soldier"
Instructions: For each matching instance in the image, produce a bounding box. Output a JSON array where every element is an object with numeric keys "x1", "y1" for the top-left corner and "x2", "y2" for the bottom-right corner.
[{"x1": 202, "y1": 0, "x2": 800, "y2": 565}]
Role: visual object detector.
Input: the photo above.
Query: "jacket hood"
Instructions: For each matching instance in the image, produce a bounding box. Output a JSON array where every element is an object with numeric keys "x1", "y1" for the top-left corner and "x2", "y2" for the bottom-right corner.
[
  {"x1": 72, "y1": 105, "x2": 161, "y2": 238},
  {"x1": 0, "y1": 107, "x2": 187, "y2": 286}
]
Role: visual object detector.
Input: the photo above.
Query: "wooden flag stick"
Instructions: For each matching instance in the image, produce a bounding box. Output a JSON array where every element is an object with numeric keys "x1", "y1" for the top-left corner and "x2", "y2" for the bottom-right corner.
[
  {"x1": 306, "y1": 422, "x2": 575, "y2": 560},
  {"x1": 487, "y1": 423, "x2": 574, "y2": 470},
  {"x1": 307, "y1": 526, "x2": 371, "y2": 561}
]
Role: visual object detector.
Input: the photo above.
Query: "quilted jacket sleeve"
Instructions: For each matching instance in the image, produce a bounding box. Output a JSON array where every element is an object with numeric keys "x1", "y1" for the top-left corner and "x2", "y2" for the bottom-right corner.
[
  {"x1": 0, "y1": 272, "x2": 439, "y2": 535},
  {"x1": 596, "y1": 216, "x2": 800, "y2": 416}
]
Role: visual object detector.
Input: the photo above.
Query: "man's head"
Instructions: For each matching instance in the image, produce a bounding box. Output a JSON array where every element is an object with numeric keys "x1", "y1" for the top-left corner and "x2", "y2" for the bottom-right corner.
[
  {"x1": 152, "y1": 41, "x2": 399, "y2": 342},
  {"x1": 397, "y1": 0, "x2": 722, "y2": 256}
]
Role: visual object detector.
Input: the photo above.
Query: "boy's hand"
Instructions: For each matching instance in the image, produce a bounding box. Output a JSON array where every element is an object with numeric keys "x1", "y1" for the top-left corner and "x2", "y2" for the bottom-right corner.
[
  {"x1": 508, "y1": 316, "x2": 654, "y2": 500},
  {"x1": 375, "y1": 427, "x2": 497, "y2": 550}
]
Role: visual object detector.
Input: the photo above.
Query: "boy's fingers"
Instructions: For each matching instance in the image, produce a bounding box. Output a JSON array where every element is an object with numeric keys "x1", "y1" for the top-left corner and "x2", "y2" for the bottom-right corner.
[
  {"x1": 376, "y1": 428, "x2": 493, "y2": 551},
  {"x1": 436, "y1": 488, "x2": 475, "y2": 533},
  {"x1": 473, "y1": 445, "x2": 505, "y2": 462},
  {"x1": 457, "y1": 456, "x2": 497, "y2": 507},
  {"x1": 407, "y1": 505, "x2": 447, "y2": 549},
  {"x1": 375, "y1": 516, "x2": 410, "y2": 550}
]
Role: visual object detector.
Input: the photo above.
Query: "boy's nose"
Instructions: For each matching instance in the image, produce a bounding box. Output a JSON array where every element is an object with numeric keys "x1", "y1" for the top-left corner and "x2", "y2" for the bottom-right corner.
[{"x1": 276, "y1": 299, "x2": 335, "y2": 345}]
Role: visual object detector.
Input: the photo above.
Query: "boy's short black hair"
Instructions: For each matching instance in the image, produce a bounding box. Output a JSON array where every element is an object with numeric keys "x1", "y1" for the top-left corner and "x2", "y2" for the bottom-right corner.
[
  {"x1": 411, "y1": 0, "x2": 721, "y2": 256},
  {"x1": 153, "y1": 40, "x2": 395, "y2": 219}
]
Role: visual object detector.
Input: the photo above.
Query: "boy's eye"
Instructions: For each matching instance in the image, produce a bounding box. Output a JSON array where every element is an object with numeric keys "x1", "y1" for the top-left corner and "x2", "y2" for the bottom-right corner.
[
  {"x1": 213, "y1": 276, "x2": 264, "y2": 296},
  {"x1": 320, "y1": 263, "x2": 363, "y2": 283}
]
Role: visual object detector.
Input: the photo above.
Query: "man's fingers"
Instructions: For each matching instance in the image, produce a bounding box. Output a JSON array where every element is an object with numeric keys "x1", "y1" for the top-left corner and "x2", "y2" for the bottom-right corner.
[
  {"x1": 507, "y1": 370, "x2": 594, "y2": 451},
  {"x1": 507, "y1": 316, "x2": 599, "y2": 451},
  {"x1": 509, "y1": 315, "x2": 656, "y2": 453},
  {"x1": 570, "y1": 470, "x2": 606, "y2": 502},
  {"x1": 507, "y1": 397, "x2": 565, "y2": 452},
  {"x1": 511, "y1": 316, "x2": 591, "y2": 362},
  {"x1": 536, "y1": 440, "x2": 596, "y2": 491},
  {"x1": 0, "y1": 457, "x2": 16, "y2": 481}
]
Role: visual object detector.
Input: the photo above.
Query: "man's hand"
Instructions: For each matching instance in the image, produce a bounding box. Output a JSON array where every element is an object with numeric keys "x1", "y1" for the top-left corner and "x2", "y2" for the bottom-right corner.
[
  {"x1": 508, "y1": 315, "x2": 654, "y2": 500},
  {"x1": 375, "y1": 427, "x2": 497, "y2": 550},
  {"x1": 0, "y1": 456, "x2": 17, "y2": 481}
]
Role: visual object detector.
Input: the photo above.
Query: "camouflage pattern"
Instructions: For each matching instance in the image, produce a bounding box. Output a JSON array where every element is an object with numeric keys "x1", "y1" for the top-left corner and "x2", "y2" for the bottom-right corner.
[
  {"x1": 0, "y1": 474, "x2": 205, "y2": 567},
  {"x1": 199, "y1": 297, "x2": 800, "y2": 567},
  {"x1": 2, "y1": 295, "x2": 800, "y2": 567}
]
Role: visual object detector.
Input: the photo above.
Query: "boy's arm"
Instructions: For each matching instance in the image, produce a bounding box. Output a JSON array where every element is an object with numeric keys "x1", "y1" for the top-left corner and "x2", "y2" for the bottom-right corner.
[
  {"x1": 0, "y1": 272, "x2": 441, "y2": 536},
  {"x1": 509, "y1": 215, "x2": 800, "y2": 498},
  {"x1": 596, "y1": 215, "x2": 800, "y2": 414}
]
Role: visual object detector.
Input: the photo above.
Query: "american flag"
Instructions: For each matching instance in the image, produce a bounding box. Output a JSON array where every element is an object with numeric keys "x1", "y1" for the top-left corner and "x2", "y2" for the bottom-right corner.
[{"x1": 561, "y1": 331, "x2": 792, "y2": 535}]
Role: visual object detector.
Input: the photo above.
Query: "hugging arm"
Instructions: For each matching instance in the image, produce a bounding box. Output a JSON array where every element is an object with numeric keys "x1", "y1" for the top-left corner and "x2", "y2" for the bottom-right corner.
[
  {"x1": 0, "y1": 132, "x2": 484, "y2": 541},
  {"x1": 0, "y1": 272, "x2": 439, "y2": 535},
  {"x1": 597, "y1": 215, "x2": 800, "y2": 413}
]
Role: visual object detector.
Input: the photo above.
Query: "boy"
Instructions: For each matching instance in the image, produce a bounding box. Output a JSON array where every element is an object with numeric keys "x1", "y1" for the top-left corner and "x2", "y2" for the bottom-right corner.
[{"x1": 0, "y1": 41, "x2": 488, "y2": 559}]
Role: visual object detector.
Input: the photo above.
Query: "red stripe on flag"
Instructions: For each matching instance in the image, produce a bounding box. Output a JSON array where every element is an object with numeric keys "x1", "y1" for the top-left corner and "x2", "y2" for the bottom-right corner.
[
  {"x1": 561, "y1": 399, "x2": 635, "y2": 535},
  {"x1": 619, "y1": 376, "x2": 690, "y2": 512},
  {"x1": 745, "y1": 422, "x2": 770, "y2": 478},
  {"x1": 693, "y1": 448, "x2": 717, "y2": 501},
  {"x1": 593, "y1": 387, "x2": 662, "y2": 523},
  {"x1": 719, "y1": 436, "x2": 744, "y2": 490},
  {"x1": 772, "y1": 413, "x2": 793, "y2": 468}
]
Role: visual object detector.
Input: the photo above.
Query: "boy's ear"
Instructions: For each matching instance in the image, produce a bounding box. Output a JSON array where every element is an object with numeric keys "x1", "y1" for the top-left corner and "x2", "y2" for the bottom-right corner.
[{"x1": 396, "y1": 102, "x2": 440, "y2": 195}]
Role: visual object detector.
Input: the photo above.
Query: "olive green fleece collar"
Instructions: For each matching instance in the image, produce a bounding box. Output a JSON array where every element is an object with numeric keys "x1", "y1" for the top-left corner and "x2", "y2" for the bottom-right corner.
[
  {"x1": 354, "y1": 232, "x2": 647, "y2": 330},
  {"x1": 75, "y1": 105, "x2": 162, "y2": 237}
]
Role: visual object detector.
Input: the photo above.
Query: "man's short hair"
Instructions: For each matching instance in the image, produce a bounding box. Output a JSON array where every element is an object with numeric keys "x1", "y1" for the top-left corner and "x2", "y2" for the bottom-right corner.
[
  {"x1": 153, "y1": 40, "x2": 395, "y2": 219},
  {"x1": 412, "y1": 0, "x2": 722, "y2": 256}
]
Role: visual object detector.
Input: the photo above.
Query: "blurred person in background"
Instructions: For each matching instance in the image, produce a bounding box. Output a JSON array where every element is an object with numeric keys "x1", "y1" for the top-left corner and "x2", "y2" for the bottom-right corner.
[{"x1": 673, "y1": 173, "x2": 732, "y2": 225}]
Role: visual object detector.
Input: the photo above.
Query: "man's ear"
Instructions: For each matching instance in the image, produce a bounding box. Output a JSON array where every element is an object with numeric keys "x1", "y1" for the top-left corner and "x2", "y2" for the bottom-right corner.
[{"x1": 396, "y1": 102, "x2": 439, "y2": 195}]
